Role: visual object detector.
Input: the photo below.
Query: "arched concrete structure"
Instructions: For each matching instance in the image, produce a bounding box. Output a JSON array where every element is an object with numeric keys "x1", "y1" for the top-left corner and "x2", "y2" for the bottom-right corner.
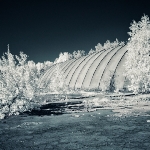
[{"x1": 39, "y1": 45, "x2": 128, "y2": 91}]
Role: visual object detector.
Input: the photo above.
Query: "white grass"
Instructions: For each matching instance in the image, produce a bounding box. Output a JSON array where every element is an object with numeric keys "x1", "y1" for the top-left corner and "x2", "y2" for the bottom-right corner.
[
  {"x1": 37, "y1": 92, "x2": 150, "y2": 118},
  {"x1": 84, "y1": 94, "x2": 150, "y2": 118}
]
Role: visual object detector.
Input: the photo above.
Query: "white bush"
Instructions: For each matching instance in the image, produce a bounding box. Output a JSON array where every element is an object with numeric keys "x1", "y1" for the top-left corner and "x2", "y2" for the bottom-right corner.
[
  {"x1": 88, "y1": 49, "x2": 95, "y2": 55},
  {"x1": 124, "y1": 14, "x2": 150, "y2": 94},
  {"x1": 72, "y1": 50, "x2": 85, "y2": 59},
  {"x1": 54, "y1": 52, "x2": 72, "y2": 64},
  {"x1": 48, "y1": 63, "x2": 69, "y2": 99},
  {"x1": 93, "y1": 39, "x2": 124, "y2": 54},
  {"x1": 0, "y1": 48, "x2": 42, "y2": 119},
  {"x1": 95, "y1": 43, "x2": 103, "y2": 52}
]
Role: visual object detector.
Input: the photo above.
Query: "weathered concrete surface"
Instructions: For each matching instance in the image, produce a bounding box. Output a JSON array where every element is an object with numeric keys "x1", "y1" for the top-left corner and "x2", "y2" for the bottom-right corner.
[{"x1": 0, "y1": 108, "x2": 150, "y2": 150}]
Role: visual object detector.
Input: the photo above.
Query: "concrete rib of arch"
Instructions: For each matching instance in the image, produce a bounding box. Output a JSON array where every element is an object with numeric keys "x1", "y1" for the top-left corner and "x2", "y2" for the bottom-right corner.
[{"x1": 39, "y1": 45, "x2": 128, "y2": 91}]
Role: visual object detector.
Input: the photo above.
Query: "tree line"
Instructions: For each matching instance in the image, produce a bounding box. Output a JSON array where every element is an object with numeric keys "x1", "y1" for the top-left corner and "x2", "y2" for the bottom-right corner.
[{"x1": 0, "y1": 14, "x2": 150, "y2": 119}]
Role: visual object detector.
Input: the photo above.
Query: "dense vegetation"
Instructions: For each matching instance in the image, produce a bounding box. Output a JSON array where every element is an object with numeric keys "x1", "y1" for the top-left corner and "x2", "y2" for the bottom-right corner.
[
  {"x1": 125, "y1": 14, "x2": 150, "y2": 94},
  {"x1": 0, "y1": 14, "x2": 150, "y2": 119}
]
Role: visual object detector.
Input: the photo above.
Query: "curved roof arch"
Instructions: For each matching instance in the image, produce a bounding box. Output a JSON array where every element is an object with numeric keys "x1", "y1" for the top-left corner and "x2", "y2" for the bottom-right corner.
[{"x1": 39, "y1": 45, "x2": 128, "y2": 91}]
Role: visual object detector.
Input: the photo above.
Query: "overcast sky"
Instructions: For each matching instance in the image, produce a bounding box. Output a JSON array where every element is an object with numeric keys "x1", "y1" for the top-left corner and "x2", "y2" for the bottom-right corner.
[{"x1": 1, "y1": 0, "x2": 150, "y2": 63}]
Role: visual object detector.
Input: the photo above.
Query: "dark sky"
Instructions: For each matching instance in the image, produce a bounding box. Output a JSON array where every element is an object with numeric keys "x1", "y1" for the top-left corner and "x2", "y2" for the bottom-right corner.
[{"x1": 1, "y1": 0, "x2": 150, "y2": 63}]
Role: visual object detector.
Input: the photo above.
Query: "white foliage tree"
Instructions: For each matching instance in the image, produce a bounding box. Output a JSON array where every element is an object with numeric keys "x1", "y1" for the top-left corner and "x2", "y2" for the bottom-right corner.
[
  {"x1": 103, "y1": 39, "x2": 122, "y2": 50},
  {"x1": 93, "y1": 39, "x2": 124, "y2": 54},
  {"x1": 43, "y1": 61, "x2": 53, "y2": 69},
  {"x1": 124, "y1": 14, "x2": 150, "y2": 94},
  {"x1": 95, "y1": 43, "x2": 103, "y2": 52},
  {"x1": 119, "y1": 41, "x2": 125, "y2": 46},
  {"x1": 88, "y1": 48, "x2": 95, "y2": 55},
  {"x1": 72, "y1": 50, "x2": 85, "y2": 59},
  {"x1": 35, "y1": 62, "x2": 46, "y2": 77},
  {"x1": 49, "y1": 63, "x2": 68, "y2": 99},
  {"x1": 111, "y1": 38, "x2": 119, "y2": 48},
  {"x1": 0, "y1": 48, "x2": 41, "y2": 119},
  {"x1": 103, "y1": 40, "x2": 112, "y2": 49},
  {"x1": 54, "y1": 52, "x2": 72, "y2": 64}
]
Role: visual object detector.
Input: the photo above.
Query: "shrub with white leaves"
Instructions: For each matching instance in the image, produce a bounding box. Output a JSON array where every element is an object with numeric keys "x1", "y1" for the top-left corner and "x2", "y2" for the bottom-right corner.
[
  {"x1": 0, "y1": 48, "x2": 46, "y2": 119},
  {"x1": 124, "y1": 14, "x2": 150, "y2": 94}
]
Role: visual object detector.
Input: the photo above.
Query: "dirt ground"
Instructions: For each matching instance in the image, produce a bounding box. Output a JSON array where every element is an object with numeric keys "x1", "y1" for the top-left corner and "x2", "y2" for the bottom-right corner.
[{"x1": 0, "y1": 94, "x2": 150, "y2": 150}]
